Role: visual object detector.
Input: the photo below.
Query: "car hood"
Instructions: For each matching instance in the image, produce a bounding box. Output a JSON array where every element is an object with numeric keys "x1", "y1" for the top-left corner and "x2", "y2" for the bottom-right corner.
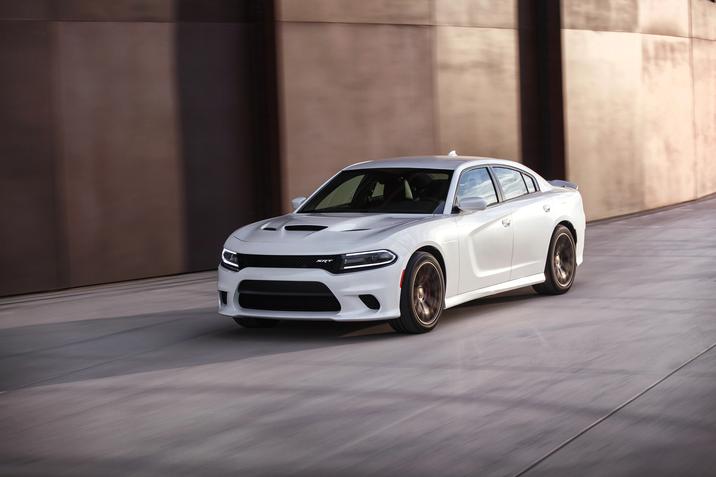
[{"x1": 233, "y1": 213, "x2": 427, "y2": 245}]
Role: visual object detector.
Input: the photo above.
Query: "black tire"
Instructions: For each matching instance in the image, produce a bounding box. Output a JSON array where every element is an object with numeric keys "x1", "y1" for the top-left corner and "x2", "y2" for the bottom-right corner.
[
  {"x1": 389, "y1": 251, "x2": 445, "y2": 334},
  {"x1": 233, "y1": 317, "x2": 280, "y2": 328},
  {"x1": 533, "y1": 225, "x2": 577, "y2": 295}
]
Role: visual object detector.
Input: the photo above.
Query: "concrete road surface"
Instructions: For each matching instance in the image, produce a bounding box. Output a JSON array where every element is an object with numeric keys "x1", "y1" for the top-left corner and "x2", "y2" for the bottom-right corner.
[{"x1": 1, "y1": 196, "x2": 715, "y2": 476}]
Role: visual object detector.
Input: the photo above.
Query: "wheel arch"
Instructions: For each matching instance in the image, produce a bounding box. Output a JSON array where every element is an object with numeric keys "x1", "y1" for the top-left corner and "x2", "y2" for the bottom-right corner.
[
  {"x1": 414, "y1": 245, "x2": 447, "y2": 287},
  {"x1": 557, "y1": 220, "x2": 577, "y2": 244}
]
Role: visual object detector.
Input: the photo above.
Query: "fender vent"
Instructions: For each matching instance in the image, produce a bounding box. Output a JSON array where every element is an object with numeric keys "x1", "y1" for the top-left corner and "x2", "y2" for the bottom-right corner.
[{"x1": 284, "y1": 225, "x2": 327, "y2": 232}]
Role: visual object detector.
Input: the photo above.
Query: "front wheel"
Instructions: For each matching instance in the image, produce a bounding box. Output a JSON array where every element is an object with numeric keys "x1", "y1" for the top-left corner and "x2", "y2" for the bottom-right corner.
[
  {"x1": 533, "y1": 225, "x2": 576, "y2": 295},
  {"x1": 233, "y1": 317, "x2": 280, "y2": 328},
  {"x1": 389, "y1": 251, "x2": 445, "y2": 334}
]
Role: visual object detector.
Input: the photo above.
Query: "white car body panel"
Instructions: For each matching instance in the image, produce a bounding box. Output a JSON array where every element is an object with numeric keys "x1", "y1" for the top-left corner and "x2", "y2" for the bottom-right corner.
[
  {"x1": 454, "y1": 205, "x2": 513, "y2": 293},
  {"x1": 218, "y1": 156, "x2": 585, "y2": 322}
]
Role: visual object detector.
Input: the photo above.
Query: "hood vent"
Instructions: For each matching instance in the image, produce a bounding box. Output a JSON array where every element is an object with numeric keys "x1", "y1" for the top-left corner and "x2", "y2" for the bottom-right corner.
[
  {"x1": 262, "y1": 226, "x2": 277, "y2": 231},
  {"x1": 284, "y1": 225, "x2": 327, "y2": 232}
]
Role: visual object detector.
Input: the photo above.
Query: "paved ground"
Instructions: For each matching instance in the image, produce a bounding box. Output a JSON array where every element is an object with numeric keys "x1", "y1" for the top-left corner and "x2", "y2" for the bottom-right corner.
[{"x1": 1, "y1": 196, "x2": 715, "y2": 476}]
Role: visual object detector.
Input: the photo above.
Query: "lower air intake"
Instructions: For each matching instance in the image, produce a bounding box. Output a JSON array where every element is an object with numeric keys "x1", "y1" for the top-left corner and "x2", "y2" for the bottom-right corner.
[
  {"x1": 238, "y1": 280, "x2": 340, "y2": 312},
  {"x1": 359, "y1": 294, "x2": 380, "y2": 310}
]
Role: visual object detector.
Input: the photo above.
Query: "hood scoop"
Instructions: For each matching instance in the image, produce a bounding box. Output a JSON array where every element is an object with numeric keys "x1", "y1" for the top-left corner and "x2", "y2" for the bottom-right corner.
[{"x1": 284, "y1": 224, "x2": 327, "y2": 232}]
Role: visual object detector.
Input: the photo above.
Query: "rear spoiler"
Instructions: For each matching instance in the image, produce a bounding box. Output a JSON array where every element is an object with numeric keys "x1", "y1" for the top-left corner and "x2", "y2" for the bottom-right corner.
[{"x1": 548, "y1": 180, "x2": 578, "y2": 191}]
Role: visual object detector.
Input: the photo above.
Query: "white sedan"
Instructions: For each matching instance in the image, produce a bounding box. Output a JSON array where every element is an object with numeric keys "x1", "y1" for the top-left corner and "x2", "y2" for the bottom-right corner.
[{"x1": 218, "y1": 155, "x2": 585, "y2": 333}]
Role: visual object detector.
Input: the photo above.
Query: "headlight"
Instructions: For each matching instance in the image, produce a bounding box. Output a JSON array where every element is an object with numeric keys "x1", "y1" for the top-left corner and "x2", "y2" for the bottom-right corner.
[
  {"x1": 340, "y1": 250, "x2": 397, "y2": 271},
  {"x1": 221, "y1": 248, "x2": 240, "y2": 271}
]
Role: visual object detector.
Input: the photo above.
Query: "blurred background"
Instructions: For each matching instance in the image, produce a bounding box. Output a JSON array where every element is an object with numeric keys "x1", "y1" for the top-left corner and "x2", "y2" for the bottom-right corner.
[{"x1": 1, "y1": 0, "x2": 715, "y2": 297}]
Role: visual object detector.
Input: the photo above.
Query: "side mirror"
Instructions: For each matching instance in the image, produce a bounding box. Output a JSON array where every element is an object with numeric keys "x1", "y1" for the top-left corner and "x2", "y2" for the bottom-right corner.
[
  {"x1": 458, "y1": 197, "x2": 488, "y2": 212},
  {"x1": 291, "y1": 196, "x2": 307, "y2": 211}
]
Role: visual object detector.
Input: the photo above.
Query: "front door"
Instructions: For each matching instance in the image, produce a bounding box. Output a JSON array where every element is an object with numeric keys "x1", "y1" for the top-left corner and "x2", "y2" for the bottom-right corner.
[{"x1": 453, "y1": 167, "x2": 513, "y2": 294}]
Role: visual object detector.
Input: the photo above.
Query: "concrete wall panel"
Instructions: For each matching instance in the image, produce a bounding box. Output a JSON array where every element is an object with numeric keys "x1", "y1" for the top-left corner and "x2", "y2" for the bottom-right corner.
[
  {"x1": 692, "y1": 0, "x2": 716, "y2": 40},
  {"x1": 563, "y1": 30, "x2": 643, "y2": 219},
  {"x1": 278, "y1": 0, "x2": 431, "y2": 25},
  {"x1": 638, "y1": 0, "x2": 689, "y2": 37},
  {"x1": 0, "y1": 0, "x2": 52, "y2": 19},
  {"x1": 641, "y1": 35, "x2": 695, "y2": 207},
  {"x1": 56, "y1": 22, "x2": 185, "y2": 287},
  {"x1": 563, "y1": 0, "x2": 716, "y2": 219},
  {"x1": 175, "y1": 22, "x2": 259, "y2": 271},
  {"x1": 433, "y1": 0, "x2": 516, "y2": 28},
  {"x1": 0, "y1": 22, "x2": 63, "y2": 295},
  {"x1": 693, "y1": 38, "x2": 716, "y2": 196},
  {"x1": 562, "y1": 0, "x2": 639, "y2": 33},
  {"x1": 436, "y1": 26, "x2": 521, "y2": 161},
  {"x1": 279, "y1": 22, "x2": 436, "y2": 203},
  {"x1": 54, "y1": 0, "x2": 173, "y2": 21}
]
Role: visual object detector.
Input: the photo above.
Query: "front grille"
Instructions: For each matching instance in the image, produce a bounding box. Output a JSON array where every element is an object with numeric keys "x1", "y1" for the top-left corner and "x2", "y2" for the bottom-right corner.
[
  {"x1": 238, "y1": 280, "x2": 341, "y2": 312},
  {"x1": 236, "y1": 254, "x2": 342, "y2": 273}
]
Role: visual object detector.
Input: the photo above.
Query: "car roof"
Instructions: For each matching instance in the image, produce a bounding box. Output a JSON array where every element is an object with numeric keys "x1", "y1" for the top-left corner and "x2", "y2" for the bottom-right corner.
[{"x1": 343, "y1": 155, "x2": 517, "y2": 171}]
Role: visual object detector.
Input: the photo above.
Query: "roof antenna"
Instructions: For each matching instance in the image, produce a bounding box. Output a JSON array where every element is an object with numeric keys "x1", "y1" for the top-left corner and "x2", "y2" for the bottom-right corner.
[{"x1": 448, "y1": 150, "x2": 458, "y2": 157}]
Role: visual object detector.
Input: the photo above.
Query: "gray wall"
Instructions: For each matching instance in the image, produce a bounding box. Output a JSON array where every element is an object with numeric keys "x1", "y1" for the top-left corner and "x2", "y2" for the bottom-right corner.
[
  {"x1": 277, "y1": 0, "x2": 522, "y2": 205},
  {"x1": 562, "y1": 0, "x2": 716, "y2": 219},
  {"x1": 2, "y1": 0, "x2": 715, "y2": 296},
  {"x1": 0, "y1": 1, "x2": 275, "y2": 296}
]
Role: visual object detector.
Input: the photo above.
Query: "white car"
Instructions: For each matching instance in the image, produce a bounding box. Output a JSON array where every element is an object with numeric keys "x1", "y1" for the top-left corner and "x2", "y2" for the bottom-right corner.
[{"x1": 218, "y1": 156, "x2": 585, "y2": 333}]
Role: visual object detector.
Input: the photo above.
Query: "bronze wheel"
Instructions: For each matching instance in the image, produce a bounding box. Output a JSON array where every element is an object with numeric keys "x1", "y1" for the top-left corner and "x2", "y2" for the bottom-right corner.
[
  {"x1": 390, "y1": 251, "x2": 445, "y2": 334},
  {"x1": 553, "y1": 232, "x2": 576, "y2": 287},
  {"x1": 533, "y1": 224, "x2": 577, "y2": 295},
  {"x1": 412, "y1": 261, "x2": 442, "y2": 327}
]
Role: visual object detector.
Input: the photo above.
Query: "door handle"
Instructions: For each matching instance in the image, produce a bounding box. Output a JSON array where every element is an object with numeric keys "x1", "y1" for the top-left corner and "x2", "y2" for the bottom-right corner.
[
  {"x1": 543, "y1": 204, "x2": 551, "y2": 213},
  {"x1": 502, "y1": 217, "x2": 511, "y2": 227}
]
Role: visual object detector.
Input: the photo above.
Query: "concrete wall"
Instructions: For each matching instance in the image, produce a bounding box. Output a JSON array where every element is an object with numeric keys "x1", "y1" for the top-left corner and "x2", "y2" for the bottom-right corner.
[
  {"x1": 0, "y1": 20, "x2": 63, "y2": 295},
  {"x1": 562, "y1": 0, "x2": 716, "y2": 219},
  {"x1": 692, "y1": 1, "x2": 716, "y2": 198},
  {"x1": 0, "y1": 1, "x2": 271, "y2": 296},
  {"x1": 2, "y1": 0, "x2": 715, "y2": 295},
  {"x1": 276, "y1": 0, "x2": 521, "y2": 205},
  {"x1": 56, "y1": 21, "x2": 186, "y2": 286}
]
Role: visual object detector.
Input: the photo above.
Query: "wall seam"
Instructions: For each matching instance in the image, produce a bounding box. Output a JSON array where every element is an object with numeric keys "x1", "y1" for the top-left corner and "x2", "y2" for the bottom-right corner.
[
  {"x1": 48, "y1": 20, "x2": 71, "y2": 290},
  {"x1": 276, "y1": 20, "x2": 517, "y2": 29},
  {"x1": 688, "y1": 0, "x2": 699, "y2": 199},
  {"x1": 562, "y1": 27, "x2": 716, "y2": 42},
  {"x1": 274, "y1": 4, "x2": 289, "y2": 211},
  {"x1": 430, "y1": 1, "x2": 440, "y2": 153},
  {"x1": 513, "y1": 5, "x2": 522, "y2": 163}
]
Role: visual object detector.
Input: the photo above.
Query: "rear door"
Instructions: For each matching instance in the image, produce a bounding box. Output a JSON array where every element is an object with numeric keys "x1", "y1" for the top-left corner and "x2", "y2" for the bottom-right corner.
[
  {"x1": 454, "y1": 167, "x2": 513, "y2": 294},
  {"x1": 491, "y1": 167, "x2": 554, "y2": 280}
]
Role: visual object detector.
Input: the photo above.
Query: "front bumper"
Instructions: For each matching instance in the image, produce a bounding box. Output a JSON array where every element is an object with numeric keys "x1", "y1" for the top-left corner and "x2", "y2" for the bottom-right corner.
[{"x1": 217, "y1": 263, "x2": 403, "y2": 321}]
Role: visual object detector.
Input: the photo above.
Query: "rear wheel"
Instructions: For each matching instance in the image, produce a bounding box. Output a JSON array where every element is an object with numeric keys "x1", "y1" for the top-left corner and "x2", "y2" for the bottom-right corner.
[
  {"x1": 533, "y1": 225, "x2": 576, "y2": 295},
  {"x1": 233, "y1": 317, "x2": 280, "y2": 328},
  {"x1": 389, "y1": 251, "x2": 445, "y2": 334}
]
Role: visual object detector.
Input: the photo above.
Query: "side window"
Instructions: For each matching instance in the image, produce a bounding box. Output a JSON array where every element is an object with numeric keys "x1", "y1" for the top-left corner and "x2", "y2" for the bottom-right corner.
[
  {"x1": 456, "y1": 168, "x2": 498, "y2": 206},
  {"x1": 523, "y1": 173, "x2": 537, "y2": 193},
  {"x1": 494, "y1": 167, "x2": 528, "y2": 200},
  {"x1": 370, "y1": 182, "x2": 384, "y2": 198}
]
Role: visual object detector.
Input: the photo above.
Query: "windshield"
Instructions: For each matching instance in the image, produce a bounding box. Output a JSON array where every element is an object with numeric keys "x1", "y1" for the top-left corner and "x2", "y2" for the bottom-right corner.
[{"x1": 299, "y1": 168, "x2": 453, "y2": 214}]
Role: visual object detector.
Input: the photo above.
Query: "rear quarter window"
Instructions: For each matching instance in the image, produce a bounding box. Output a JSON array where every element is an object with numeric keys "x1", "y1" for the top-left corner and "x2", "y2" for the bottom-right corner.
[
  {"x1": 524, "y1": 173, "x2": 537, "y2": 193},
  {"x1": 493, "y1": 167, "x2": 528, "y2": 200}
]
